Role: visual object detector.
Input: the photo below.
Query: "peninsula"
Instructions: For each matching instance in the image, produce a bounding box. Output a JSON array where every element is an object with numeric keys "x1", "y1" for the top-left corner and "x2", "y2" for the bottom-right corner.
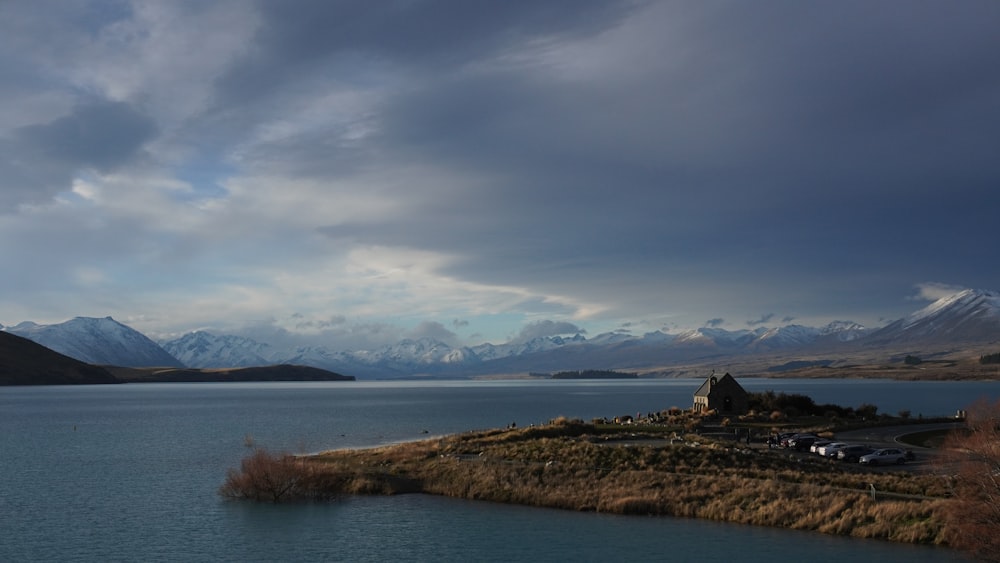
[{"x1": 221, "y1": 416, "x2": 957, "y2": 546}]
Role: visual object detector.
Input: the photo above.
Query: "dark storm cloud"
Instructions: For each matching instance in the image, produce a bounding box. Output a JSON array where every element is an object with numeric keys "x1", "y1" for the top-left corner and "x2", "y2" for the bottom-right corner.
[
  {"x1": 747, "y1": 314, "x2": 775, "y2": 327},
  {"x1": 234, "y1": 3, "x2": 997, "y2": 231},
  {"x1": 374, "y1": 1, "x2": 1000, "y2": 305},
  {"x1": 200, "y1": 0, "x2": 645, "y2": 202},
  {"x1": 18, "y1": 100, "x2": 157, "y2": 171},
  {"x1": 210, "y1": 1, "x2": 1000, "y2": 326},
  {"x1": 213, "y1": 0, "x2": 638, "y2": 108},
  {"x1": 1, "y1": 100, "x2": 157, "y2": 209}
]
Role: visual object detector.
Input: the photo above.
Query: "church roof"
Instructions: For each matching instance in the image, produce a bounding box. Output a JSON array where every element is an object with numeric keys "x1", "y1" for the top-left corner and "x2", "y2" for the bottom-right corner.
[{"x1": 693, "y1": 372, "x2": 742, "y2": 397}]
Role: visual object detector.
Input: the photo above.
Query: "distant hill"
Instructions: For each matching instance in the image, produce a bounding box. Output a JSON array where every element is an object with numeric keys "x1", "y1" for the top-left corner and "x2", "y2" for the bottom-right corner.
[
  {"x1": 0, "y1": 331, "x2": 119, "y2": 385},
  {"x1": 107, "y1": 364, "x2": 355, "y2": 383},
  {"x1": 550, "y1": 370, "x2": 638, "y2": 379}
]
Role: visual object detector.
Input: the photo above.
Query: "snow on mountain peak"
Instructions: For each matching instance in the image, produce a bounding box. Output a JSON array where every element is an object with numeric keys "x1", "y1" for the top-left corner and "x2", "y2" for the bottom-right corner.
[
  {"x1": 903, "y1": 288, "x2": 1000, "y2": 329},
  {"x1": 866, "y1": 288, "x2": 1000, "y2": 343},
  {"x1": 817, "y1": 321, "x2": 869, "y2": 342},
  {"x1": 753, "y1": 325, "x2": 819, "y2": 346}
]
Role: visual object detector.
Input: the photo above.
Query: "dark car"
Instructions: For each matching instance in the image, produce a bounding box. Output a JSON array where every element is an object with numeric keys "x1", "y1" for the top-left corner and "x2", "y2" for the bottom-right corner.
[
  {"x1": 777, "y1": 432, "x2": 799, "y2": 447},
  {"x1": 787, "y1": 434, "x2": 819, "y2": 451},
  {"x1": 836, "y1": 445, "x2": 874, "y2": 463}
]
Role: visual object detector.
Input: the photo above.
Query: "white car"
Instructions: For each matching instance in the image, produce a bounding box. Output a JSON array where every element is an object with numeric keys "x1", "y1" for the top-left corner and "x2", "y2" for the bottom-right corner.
[
  {"x1": 859, "y1": 448, "x2": 908, "y2": 465},
  {"x1": 816, "y1": 442, "x2": 848, "y2": 457},
  {"x1": 809, "y1": 440, "x2": 832, "y2": 454},
  {"x1": 820, "y1": 443, "x2": 853, "y2": 458}
]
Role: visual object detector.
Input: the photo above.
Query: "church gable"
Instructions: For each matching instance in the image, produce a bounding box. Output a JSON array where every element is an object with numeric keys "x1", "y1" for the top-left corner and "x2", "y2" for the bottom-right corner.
[{"x1": 692, "y1": 372, "x2": 749, "y2": 415}]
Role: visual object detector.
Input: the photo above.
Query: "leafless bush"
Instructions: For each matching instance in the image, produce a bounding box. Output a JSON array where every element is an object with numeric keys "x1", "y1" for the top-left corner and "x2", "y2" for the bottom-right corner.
[{"x1": 219, "y1": 449, "x2": 316, "y2": 503}]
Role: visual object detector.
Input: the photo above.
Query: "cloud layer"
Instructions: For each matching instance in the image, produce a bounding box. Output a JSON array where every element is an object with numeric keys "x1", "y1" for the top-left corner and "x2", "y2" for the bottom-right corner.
[{"x1": 1, "y1": 1, "x2": 998, "y2": 348}]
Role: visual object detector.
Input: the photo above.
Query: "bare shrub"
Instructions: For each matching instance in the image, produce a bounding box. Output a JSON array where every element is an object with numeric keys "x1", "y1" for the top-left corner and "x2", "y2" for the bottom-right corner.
[
  {"x1": 219, "y1": 449, "x2": 316, "y2": 503},
  {"x1": 602, "y1": 495, "x2": 665, "y2": 515},
  {"x1": 550, "y1": 416, "x2": 584, "y2": 427}
]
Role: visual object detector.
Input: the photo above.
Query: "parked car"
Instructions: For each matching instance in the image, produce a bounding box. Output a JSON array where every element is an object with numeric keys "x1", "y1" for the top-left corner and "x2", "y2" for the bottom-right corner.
[
  {"x1": 778, "y1": 432, "x2": 800, "y2": 447},
  {"x1": 859, "y1": 448, "x2": 909, "y2": 465},
  {"x1": 788, "y1": 434, "x2": 818, "y2": 451},
  {"x1": 816, "y1": 442, "x2": 848, "y2": 457},
  {"x1": 809, "y1": 440, "x2": 833, "y2": 454},
  {"x1": 837, "y1": 445, "x2": 874, "y2": 463}
]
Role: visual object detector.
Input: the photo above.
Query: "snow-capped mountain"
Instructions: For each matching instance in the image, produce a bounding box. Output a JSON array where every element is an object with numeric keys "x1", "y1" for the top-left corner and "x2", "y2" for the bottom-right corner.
[
  {"x1": 750, "y1": 325, "x2": 821, "y2": 349},
  {"x1": 673, "y1": 327, "x2": 757, "y2": 348},
  {"x1": 586, "y1": 331, "x2": 637, "y2": 346},
  {"x1": 868, "y1": 289, "x2": 1000, "y2": 344},
  {"x1": 369, "y1": 338, "x2": 470, "y2": 365},
  {"x1": 638, "y1": 330, "x2": 674, "y2": 344},
  {"x1": 469, "y1": 334, "x2": 586, "y2": 361},
  {"x1": 818, "y1": 321, "x2": 870, "y2": 342},
  {"x1": 162, "y1": 331, "x2": 275, "y2": 368},
  {"x1": 5, "y1": 317, "x2": 183, "y2": 368}
]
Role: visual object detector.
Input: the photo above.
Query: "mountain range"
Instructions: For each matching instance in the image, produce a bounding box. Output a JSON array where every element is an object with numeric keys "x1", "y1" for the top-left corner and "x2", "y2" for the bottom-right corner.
[{"x1": 4, "y1": 289, "x2": 1000, "y2": 379}]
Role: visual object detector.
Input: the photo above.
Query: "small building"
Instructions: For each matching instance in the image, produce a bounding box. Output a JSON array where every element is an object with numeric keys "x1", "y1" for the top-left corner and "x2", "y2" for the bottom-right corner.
[{"x1": 692, "y1": 372, "x2": 748, "y2": 415}]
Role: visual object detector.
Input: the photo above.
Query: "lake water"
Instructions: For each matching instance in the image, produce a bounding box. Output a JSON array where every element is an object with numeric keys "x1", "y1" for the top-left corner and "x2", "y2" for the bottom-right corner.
[{"x1": 2, "y1": 378, "x2": 992, "y2": 562}]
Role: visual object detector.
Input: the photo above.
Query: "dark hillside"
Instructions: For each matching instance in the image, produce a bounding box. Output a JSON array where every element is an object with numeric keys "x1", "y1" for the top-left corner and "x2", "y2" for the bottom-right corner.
[
  {"x1": 107, "y1": 364, "x2": 355, "y2": 382},
  {"x1": 0, "y1": 332, "x2": 119, "y2": 385}
]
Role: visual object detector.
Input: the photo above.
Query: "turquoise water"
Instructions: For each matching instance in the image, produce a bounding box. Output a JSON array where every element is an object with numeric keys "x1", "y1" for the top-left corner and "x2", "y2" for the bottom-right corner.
[{"x1": 2, "y1": 379, "x2": 988, "y2": 562}]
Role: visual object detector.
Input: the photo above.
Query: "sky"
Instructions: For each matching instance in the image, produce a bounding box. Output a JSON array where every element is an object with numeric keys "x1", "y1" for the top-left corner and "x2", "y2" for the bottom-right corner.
[{"x1": 1, "y1": 1, "x2": 999, "y2": 350}]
